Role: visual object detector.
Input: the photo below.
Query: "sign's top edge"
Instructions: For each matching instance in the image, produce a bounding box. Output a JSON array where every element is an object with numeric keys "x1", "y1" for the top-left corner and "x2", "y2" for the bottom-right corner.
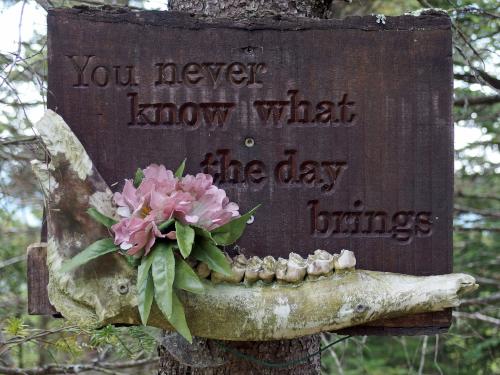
[{"x1": 47, "y1": 7, "x2": 451, "y2": 31}]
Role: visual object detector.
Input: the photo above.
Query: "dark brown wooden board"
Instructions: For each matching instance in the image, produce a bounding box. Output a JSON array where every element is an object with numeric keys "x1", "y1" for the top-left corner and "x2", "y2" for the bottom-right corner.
[
  {"x1": 46, "y1": 8, "x2": 453, "y2": 333},
  {"x1": 27, "y1": 243, "x2": 58, "y2": 316}
]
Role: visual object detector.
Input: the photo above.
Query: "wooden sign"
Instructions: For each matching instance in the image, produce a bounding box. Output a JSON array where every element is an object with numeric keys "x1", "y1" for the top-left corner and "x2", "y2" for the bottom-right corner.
[{"x1": 46, "y1": 9, "x2": 453, "y2": 333}]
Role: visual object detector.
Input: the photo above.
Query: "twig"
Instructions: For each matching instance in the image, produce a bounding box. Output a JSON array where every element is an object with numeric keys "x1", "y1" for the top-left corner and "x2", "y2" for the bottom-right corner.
[
  {"x1": 453, "y1": 311, "x2": 500, "y2": 326},
  {"x1": 0, "y1": 326, "x2": 78, "y2": 356},
  {"x1": 418, "y1": 335, "x2": 428, "y2": 375},
  {"x1": 453, "y1": 5, "x2": 500, "y2": 20},
  {"x1": 454, "y1": 69, "x2": 500, "y2": 90},
  {"x1": 454, "y1": 226, "x2": 500, "y2": 233},
  {"x1": 474, "y1": 276, "x2": 500, "y2": 287},
  {"x1": 0, "y1": 255, "x2": 26, "y2": 269},
  {"x1": 455, "y1": 191, "x2": 500, "y2": 201},
  {"x1": 0, "y1": 0, "x2": 26, "y2": 89},
  {"x1": 454, "y1": 95, "x2": 500, "y2": 106},
  {"x1": 0, "y1": 357, "x2": 159, "y2": 375},
  {"x1": 0, "y1": 136, "x2": 39, "y2": 147},
  {"x1": 454, "y1": 205, "x2": 500, "y2": 219},
  {"x1": 433, "y1": 335, "x2": 444, "y2": 375},
  {"x1": 321, "y1": 333, "x2": 344, "y2": 375},
  {"x1": 461, "y1": 292, "x2": 500, "y2": 307}
]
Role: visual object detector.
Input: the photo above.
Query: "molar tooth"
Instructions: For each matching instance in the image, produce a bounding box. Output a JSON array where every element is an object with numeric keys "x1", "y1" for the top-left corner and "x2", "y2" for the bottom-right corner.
[
  {"x1": 231, "y1": 254, "x2": 248, "y2": 282},
  {"x1": 244, "y1": 256, "x2": 262, "y2": 283},
  {"x1": 307, "y1": 249, "x2": 334, "y2": 277},
  {"x1": 334, "y1": 249, "x2": 356, "y2": 270},
  {"x1": 196, "y1": 262, "x2": 211, "y2": 279},
  {"x1": 275, "y1": 257, "x2": 288, "y2": 282},
  {"x1": 212, "y1": 254, "x2": 245, "y2": 283},
  {"x1": 258, "y1": 256, "x2": 276, "y2": 283},
  {"x1": 284, "y1": 252, "x2": 307, "y2": 282},
  {"x1": 233, "y1": 254, "x2": 248, "y2": 267}
]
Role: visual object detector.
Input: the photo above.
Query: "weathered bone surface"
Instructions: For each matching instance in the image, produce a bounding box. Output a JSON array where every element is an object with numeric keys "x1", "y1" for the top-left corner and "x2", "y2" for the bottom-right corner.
[{"x1": 32, "y1": 110, "x2": 478, "y2": 340}]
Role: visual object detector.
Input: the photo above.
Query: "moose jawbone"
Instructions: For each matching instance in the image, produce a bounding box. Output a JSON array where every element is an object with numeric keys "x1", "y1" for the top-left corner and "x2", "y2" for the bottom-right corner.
[{"x1": 33, "y1": 110, "x2": 477, "y2": 341}]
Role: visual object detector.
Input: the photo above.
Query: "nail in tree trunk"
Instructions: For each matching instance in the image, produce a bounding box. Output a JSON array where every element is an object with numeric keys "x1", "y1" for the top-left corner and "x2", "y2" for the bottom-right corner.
[{"x1": 159, "y1": 2, "x2": 323, "y2": 374}]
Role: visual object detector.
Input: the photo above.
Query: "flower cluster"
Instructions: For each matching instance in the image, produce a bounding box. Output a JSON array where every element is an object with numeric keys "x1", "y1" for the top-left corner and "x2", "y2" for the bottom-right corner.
[{"x1": 112, "y1": 164, "x2": 240, "y2": 256}]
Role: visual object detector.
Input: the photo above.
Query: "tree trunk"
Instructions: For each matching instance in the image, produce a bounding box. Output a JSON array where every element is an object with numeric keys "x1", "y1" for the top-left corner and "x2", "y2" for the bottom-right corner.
[
  {"x1": 159, "y1": 1, "x2": 324, "y2": 373},
  {"x1": 158, "y1": 334, "x2": 320, "y2": 374}
]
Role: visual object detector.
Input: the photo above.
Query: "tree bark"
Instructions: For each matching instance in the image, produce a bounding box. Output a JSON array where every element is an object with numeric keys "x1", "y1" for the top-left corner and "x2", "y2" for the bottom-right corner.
[
  {"x1": 159, "y1": 1, "x2": 323, "y2": 373},
  {"x1": 158, "y1": 335, "x2": 320, "y2": 374}
]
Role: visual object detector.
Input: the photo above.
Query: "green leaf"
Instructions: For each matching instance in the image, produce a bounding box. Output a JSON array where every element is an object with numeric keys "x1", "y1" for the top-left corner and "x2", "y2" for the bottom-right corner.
[
  {"x1": 138, "y1": 271, "x2": 154, "y2": 325},
  {"x1": 60, "y1": 238, "x2": 117, "y2": 273},
  {"x1": 175, "y1": 221, "x2": 195, "y2": 258},
  {"x1": 211, "y1": 205, "x2": 260, "y2": 245},
  {"x1": 193, "y1": 225, "x2": 215, "y2": 243},
  {"x1": 124, "y1": 255, "x2": 141, "y2": 268},
  {"x1": 174, "y1": 159, "x2": 186, "y2": 178},
  {"x1": 137, "y1": 251, "x2": 158, "y2": 325},
  {"x1": 133, "y1": 168, "x2": 145, "y2": 187},
  {"x1": 169, "y1": 292, "x2": 192, "y2": 343},
  {"x1": 87, "y1": 207, "x2": 117, "y2": 228},
  {"x1": 158, "y1": 218, "x2": 174, "y2": 232},
  {"x1": 152, "y1": 243, "x2": 175, "y2": 319},
  {"x1": 191, "y1": 239, "x2": 232, "y2": 276},
  {"x1": 137, "y1": 251, "x2": 155, "y2": 294},
  {"x1": 174, "y1": 259, "x2": 204, "y2": 294}
]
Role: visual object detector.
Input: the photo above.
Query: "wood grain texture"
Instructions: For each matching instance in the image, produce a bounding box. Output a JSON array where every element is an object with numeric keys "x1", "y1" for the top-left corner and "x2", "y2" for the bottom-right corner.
[
  {"x1": 45, "y1": 8, "x2": 453, "y2": 333},
  {"x1": 27, "y1": 243, "x2": 58, "y2": 315}
]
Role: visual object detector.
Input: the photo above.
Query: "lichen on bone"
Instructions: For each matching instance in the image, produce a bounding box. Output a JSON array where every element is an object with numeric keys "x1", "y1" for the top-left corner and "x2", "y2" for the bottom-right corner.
[
  {"x1": 35, "y1": 110, "x2": 93, "y2": 180},
  {"x1": 89, "y1": 190, "x2": 118, "y2": 219}
]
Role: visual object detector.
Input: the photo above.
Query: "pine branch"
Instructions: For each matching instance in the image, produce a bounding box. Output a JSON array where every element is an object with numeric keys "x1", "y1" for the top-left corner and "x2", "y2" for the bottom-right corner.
[{"x1": 0, "y1": 357, "x2": 159, "y2": 375}]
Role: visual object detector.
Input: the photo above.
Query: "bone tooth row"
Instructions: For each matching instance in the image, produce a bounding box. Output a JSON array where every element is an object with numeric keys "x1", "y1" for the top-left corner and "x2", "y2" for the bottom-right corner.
[{"x1": 197, "y1": 249, "x2": 356, "y2": 284}]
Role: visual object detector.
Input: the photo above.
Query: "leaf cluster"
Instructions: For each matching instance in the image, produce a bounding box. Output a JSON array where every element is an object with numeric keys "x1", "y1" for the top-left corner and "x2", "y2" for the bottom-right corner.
[{"x1": 60, "y1": 162, "x2": 259, "y2": 342}]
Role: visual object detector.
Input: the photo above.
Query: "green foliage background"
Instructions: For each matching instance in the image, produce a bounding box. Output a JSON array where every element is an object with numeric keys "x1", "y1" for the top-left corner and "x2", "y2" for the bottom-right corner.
[{"x1": 0, "y1": 0, "x2": 498, "y2": 374}]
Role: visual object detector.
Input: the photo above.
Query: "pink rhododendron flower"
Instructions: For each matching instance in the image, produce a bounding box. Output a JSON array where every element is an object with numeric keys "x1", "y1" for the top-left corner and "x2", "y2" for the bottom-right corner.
[
  {"x1": 111, "y1": 165, "x2": 240, "y2": 256},
  {"x1": 177, "y1": 173, "x2": 239, "y2": 230},
  {"x1": 143, "y1": 164, "x2": 177, "y2": 195}
]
